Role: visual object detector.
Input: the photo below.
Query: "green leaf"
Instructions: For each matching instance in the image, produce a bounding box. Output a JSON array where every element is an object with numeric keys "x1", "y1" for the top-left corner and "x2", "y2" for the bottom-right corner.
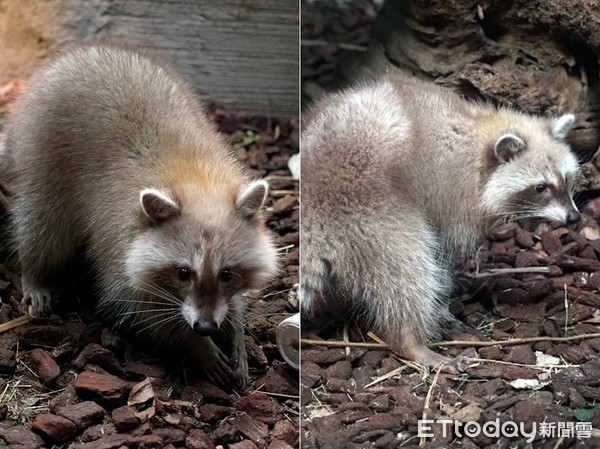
[{"x1": 574, "y1": 405, "x2": 600, "y2": 422}]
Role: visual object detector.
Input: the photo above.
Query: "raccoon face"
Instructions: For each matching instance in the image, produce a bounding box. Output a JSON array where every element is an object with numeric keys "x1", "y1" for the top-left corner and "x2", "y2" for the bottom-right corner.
[
  {"x1": 124, "y1": 182, "x2": 278, "y2": 337},
  {"x1": 482, "y1": 114, "x2": 580, "y2": 226}
]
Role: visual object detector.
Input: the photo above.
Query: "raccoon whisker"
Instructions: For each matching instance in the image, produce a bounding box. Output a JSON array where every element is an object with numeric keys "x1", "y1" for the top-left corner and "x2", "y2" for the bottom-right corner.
[
  {"x1": 134, "y1": 313, "x2": 184, "y2": 335},
  {"x1": 134, "y1": 291, "x2": 179, "y2": 307},
  {"x1": 120, "y1": 307, "x2": 177, "y2": 316},
  {"x1": 130, "y1": 311, "x2": 181, "y2": 328},
  {"x1": 136, "y1": 284, "x2": 181, "y2": 307},
  {"x1": 107, "y1": 298, "x2": 176, "y2": 307},
  {"x1": 136, "y1": 281, "x2": 181, "y2": 304}
]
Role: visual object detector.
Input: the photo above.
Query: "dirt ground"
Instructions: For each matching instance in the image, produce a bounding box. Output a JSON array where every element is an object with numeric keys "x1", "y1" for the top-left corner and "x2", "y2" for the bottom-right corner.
[
  {"x1": 0, "y1": 81, "x2": 299, "y2": 449},
  {"x1": 301, "y1": 2, "x2": 600, "y2": 448}
]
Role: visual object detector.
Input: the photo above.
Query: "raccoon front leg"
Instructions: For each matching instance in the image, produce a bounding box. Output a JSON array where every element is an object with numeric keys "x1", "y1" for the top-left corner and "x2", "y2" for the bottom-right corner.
[
  {"x1": 222, "y1": 296, "x2": 249, "y2": 388},
  {"x1": 227, "y1": 327, "x2": 248, "y2": 388},
  {"x1": 15, "y1": 200, "x2": 74, "y2": 317}
]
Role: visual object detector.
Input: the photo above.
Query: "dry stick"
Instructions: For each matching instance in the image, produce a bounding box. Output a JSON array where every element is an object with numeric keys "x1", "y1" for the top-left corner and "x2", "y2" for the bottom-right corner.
[
  {"x1": 342, "y1": 325, "x2": 351, "y2": 356},
  {"x1": 419, "y1": 365, "x2": 442, "y2": 447},
  {"x1": 367, "y1": 331, "x2": 424, "y2": 374},
  {"x1": 466, "y1": 266, "x2": 550, "y2": 278},
  {"x1": 301, "y1": 332, "x2": 600, "y2": 350},
  {"x1": 0, "y1": 315, "x2": 31, "y2": 333}
]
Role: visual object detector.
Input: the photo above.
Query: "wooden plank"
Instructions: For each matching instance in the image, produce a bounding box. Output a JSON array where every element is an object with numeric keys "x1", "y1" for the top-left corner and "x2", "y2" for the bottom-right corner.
[{"x1": 0, "y1": 0, "x2": 299, "y2": 116}]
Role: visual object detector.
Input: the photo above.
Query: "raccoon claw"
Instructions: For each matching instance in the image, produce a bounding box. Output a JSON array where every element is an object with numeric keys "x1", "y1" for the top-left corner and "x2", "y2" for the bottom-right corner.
[
  {"x1": 230, "y1": 350, "x2": 249, "y2": 389},
  {"x1": 21, "y1": 288, "x2": 53, "y2": 317}
]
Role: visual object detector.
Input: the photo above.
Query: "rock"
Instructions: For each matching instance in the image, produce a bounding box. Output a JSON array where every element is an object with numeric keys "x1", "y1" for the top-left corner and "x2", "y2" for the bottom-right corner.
[
  {"x1": 256, "y1": 367, "x2": 298, "y2": 396},
  {"x1": 268, "y1": 441, "x2": 294, "y2": 449},
  {"x1": 74, "y1": 371, "x2": 130, "y2": 402},
  {"x1": 512, "y1": 401, "x2": 544, "y2": 431},
  {"x1": 153, "y1": 428, "x2": 186, "y2": 444},
  {"x1": 186, "y1": 428, "x2": 215, "y2": 449},
  {"x1": 194, "y1": 381, "x2": 231, "y2": 405},
  {"x1": 478, "y1": 346, "x2": 503, "y2": 360},
  {"x1": 49, "y1": 385, "x2": 78, "y2": 412},
  {"x1": 31, "y1": 413, "x2": 78, "y2": 443},
  {"x1": 14, "y1": 325, "x2": 69, "y2": 347},
  {"x1": 234, "y1": 413, "x2": 269, "y2": 447},
  {"x1": 271, "y1": 419, "x2": 299, "y2": 446},
  {"x1": 236, "y1": 394, "x2": 283, "y2": 426},
  {"x1": 111, "y1": 405, "x2": 140, "y2": 431},
  {"x1": 71, "y1": 434, "x2": 162, "y2": 449},
  {"x1": 30, "y1": 348, "x2": 61, "y2": 386},
  {"x1": 505, "y1": 344, "x2": 536, "y2": 365},
  {"x1": 209, "y1": 420, "x2": 238, "y2": 445},
  {"x1": 198, "y1": 404, "x2": 231, "y2": 423},
  {"x1": 580, "y1": 225, "x2": 600, "y2": 241},
  {"x1": 338, "y1": 403, "x2": 372, "y2": 424},
  {"x1": 0, "y1": 347, "x2": 16, "y2": 374},
  {"x1": 553, "y1": 254, "x2": 600, "y2": 272},
  {"x1": 301, "y1": 362, "x2": 323, "y2": 389},
  {"x1": 514, "y1": 227, "x2": 535, "y2": 247},
  {"x1": 541, "y1": 231, "x2": 563, "y2": 253},
  {"x1": 230, "y1": 441, "x2": 259, "y2": 449},
  {"x1": 489, "y1": 222, "x2": 518, "y2": 241},
  {"x1": 323, "y1": 360, "x2": 352, "y2": 381},
  {"x1": 271, "y1": 195, "x2": 297, "y2": 214},
  {"x1": 123, "y1": 362, "x2": 167, "y2": 380},
  {"x1": 0, "y1": 427, "x2": 45, "y2": 447},
  {"x1": 57, "y1": 401, "x2": 105, "y2": 431},
  {"x1": 301, "y1": 348, "x2": 347, "y2": 365},
  {"x1": 80, "y1": 423, "x2": 117, "y2": 442},
  {"x1": 73, "y1": 343, "x2": 123, "y2": 374}
]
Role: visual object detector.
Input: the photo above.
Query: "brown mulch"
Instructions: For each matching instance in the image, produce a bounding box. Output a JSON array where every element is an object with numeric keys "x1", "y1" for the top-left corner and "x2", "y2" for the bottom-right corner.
[
  {"x1": 0, "y1": 85, "x2": 299, "y2": 449},
  {"x1": 301, "y1": 2, "x2": 600, "y2": 448}
]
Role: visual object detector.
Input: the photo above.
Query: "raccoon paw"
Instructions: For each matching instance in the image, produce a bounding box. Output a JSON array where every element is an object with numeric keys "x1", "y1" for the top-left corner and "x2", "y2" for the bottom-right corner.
[
  {"x1": 21, "y1": 287, "x2": 53, "y2": 317},
  {"x1": 194, "y1": 339, "x2": 236, "y2": 390},
  {"x1": 229, "y1": 340, "x2": 249, "y2": 389}
]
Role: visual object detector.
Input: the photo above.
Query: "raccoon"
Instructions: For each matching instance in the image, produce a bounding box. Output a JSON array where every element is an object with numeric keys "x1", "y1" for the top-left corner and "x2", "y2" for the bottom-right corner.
[
  {"x1": 301, "y1": 74, "x2": 579, "y2": 372},
  {"x1": 5, "y1": 43, "x2": 279, "y2": 387}
]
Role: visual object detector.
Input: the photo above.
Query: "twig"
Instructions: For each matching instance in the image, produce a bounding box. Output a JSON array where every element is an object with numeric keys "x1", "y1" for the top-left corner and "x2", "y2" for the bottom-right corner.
[
  {"x1": 301, "y1": 332, "x2": 600, "y2": 350},
  {"x1": 301, "y1": 338, "x2": 387, "y2": 349},
  {"x1": 466, "y1": 266, "x2": 550, "y2": 278},
  {"x1": 252, "y1": 384, "x2": 299, "y2": 399},
  {"x1": 367, "y1": 331, "x2": 425, "y2": 374},
  {"x1": 269, "y1": 190, "x2": 298, "y2": 197},
  {"x1": 364, "y1": 366, "x2": 406, "y2": 389},
  {"x1": 466, "y1": 357, "x2": 574, "y2": 370},
  {"x1": 420, "y1": 365, "x2": 442, "y2": 447},
  {"x1": 431, "y1": 333, "x2": 600, "y2": 347},
  {"x1": 0, "y1": 315, "x2": 31, "y2": 333},
  {"x1": 342, "y1": 325, "x2": 350, "y2": 356},
  {"x1": 564, "y1": 283, "x2": 569, "y2": 333}
]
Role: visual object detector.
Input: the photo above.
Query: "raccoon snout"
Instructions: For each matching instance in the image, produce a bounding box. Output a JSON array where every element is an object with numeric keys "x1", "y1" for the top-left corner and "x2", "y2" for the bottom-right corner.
[
  {"x1": 566, "y1": 210, "x2": 581, "y2": 225},
  {"x1": 193, "y1": 319, "x2": 218, "y2": 336}
]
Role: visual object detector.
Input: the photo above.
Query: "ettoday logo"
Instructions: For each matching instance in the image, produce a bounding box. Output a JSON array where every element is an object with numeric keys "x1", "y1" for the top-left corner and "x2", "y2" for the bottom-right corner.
[{"x1": 418, "y1": 419, "x2": 592, "y2": 442}]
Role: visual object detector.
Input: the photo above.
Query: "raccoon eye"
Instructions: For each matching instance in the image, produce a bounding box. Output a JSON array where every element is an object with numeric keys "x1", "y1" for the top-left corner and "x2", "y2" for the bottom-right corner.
[
  {"x1": 177, "y1": 267, "x2": 192, "y2": 282},
  {"x1": 535, "y1": 183, "x2": 548, "y2": 193},
  {"x1": 219, "y1": 268, "x2": 234, "y2": 283}
]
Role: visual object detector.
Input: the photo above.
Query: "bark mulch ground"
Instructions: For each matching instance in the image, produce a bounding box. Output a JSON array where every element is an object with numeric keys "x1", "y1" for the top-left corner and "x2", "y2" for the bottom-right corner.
[
  {"x1": 0, "y1": 82, "x2": 299, "y2": 449},
  {"x1": 301, "y1": 1, "x2": 600, "y2": 448}
]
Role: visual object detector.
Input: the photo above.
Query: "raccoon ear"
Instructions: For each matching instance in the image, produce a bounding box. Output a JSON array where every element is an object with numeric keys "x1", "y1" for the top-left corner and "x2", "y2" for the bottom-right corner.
[
  {"x1": 494, "y1": 133, "x2": 526, "y2": 163},
  {"x1": 140, "y1": 188, "x2": 181, "y2": 222},
  {"x1": 236, "y1": 180, "x2": 268, "y2": 218},
  {"x1": 551, "y1": 113, "x2": 575, "y2": 140}
]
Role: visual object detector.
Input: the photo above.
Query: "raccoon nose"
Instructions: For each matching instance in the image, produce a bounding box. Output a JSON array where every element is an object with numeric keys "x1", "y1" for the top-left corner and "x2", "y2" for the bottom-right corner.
[
  {"x1": 193, "y1": 320, "x2": 218, "y2": 336},
  {"x1": 566, "y1": 210, "x2": 581, "y2": 225}
]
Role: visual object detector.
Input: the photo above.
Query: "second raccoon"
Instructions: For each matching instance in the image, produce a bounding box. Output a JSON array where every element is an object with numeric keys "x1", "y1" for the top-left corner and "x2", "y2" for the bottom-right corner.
[{"x1": 301, "y1": 74, "x2": 580, "y2": 372}]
